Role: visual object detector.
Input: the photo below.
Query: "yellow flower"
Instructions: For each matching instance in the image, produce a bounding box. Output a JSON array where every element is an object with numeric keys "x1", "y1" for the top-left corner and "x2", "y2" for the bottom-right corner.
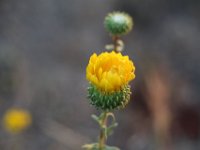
[
  {"x1": 86, "y1": 51, "x2": 135, "y2": 93},
  {"x1": 3, "y1": 108, "x2": 32, "y2": 134}
]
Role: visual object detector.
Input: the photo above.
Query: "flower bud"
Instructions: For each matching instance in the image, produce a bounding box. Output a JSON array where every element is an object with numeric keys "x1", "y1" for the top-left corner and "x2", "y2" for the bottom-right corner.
[{"x1": 104, "y1": 12, "x2": 133, "y2": 36}]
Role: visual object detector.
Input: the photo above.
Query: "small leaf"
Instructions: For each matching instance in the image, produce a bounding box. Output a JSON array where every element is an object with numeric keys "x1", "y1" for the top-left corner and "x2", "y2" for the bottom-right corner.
[
  {"x1": 82, "y1": 143, "x2": 98, "y2": 150},
  {"x1": 91, "y1": 114, "x2": 101, "y2": 125},
  {"x1": 105, "y1": 44, "x2": 114, "y2": 51},
  {"x1": 107, "y1": 123, "x2": 118, "y2": 136},
  {"x1": 104, "y1": 145, "x2": 120, "y2": 150}
]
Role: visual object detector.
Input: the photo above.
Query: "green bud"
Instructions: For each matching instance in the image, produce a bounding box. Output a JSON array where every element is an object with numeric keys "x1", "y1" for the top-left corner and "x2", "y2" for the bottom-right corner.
[{"x1": 104, "y1": 12, "x2": 133, "y2": 36}]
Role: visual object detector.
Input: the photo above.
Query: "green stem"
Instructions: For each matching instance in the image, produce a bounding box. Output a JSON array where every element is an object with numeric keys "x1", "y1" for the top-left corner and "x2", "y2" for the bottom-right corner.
[{"x1": 98, "y1": 111, "x2": 108, "y2": 150}]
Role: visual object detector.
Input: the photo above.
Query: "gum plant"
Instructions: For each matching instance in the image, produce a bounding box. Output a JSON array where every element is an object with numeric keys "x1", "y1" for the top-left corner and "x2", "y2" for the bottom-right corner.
[{"x1": 83, "y1": 12, "x2": 135, "y2": 150}]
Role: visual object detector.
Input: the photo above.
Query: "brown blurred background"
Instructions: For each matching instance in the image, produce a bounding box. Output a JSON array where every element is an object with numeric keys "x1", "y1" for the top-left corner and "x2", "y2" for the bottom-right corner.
[{"x1": 0, "y1": 0, "x2": 200, "y2": 150}]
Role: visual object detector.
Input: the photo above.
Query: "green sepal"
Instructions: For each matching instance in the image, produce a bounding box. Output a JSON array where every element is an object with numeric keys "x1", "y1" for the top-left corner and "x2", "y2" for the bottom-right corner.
[{"x1": 88, "y1": 84, "x2": 131, "y2": 111}]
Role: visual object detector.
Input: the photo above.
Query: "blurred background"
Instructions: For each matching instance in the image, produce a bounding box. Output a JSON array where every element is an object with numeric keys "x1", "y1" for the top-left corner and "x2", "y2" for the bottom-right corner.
[{"x1": 0, "y1": 0, "x2": 200, "y2": 150}]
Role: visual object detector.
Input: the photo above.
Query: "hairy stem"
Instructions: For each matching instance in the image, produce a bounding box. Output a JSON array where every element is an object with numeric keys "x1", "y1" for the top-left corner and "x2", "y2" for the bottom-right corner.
[{"x1": 98, "y1": 111, "x2": 108, "y2": 150}]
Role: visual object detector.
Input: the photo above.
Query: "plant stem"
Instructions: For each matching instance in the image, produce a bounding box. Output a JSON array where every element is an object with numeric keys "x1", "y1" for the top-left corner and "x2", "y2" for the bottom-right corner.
[
  {"x1": 113, "y1": 36, "x2": 119, "y2": 53},
  {"x1": 99, "y1": 111, "x2": 108, "y2": 150}
]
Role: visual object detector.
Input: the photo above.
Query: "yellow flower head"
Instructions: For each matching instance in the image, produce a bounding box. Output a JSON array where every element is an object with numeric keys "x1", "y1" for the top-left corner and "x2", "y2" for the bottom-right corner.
[
  {"x1": 3, "y1": 108, "x2": 32, "y2": 134},
  {"x1": 86, "y1": 51, "x2": 135, "y2": 93}
]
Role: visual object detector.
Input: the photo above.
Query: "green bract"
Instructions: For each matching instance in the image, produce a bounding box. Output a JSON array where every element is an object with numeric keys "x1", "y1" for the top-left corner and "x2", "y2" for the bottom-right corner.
[
  {"x1": 88, "y1": 84, "x2": 131, "y2": 111},
  {"x1": 104, "y1": 12, "x2": 133, "y2": 36}
]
